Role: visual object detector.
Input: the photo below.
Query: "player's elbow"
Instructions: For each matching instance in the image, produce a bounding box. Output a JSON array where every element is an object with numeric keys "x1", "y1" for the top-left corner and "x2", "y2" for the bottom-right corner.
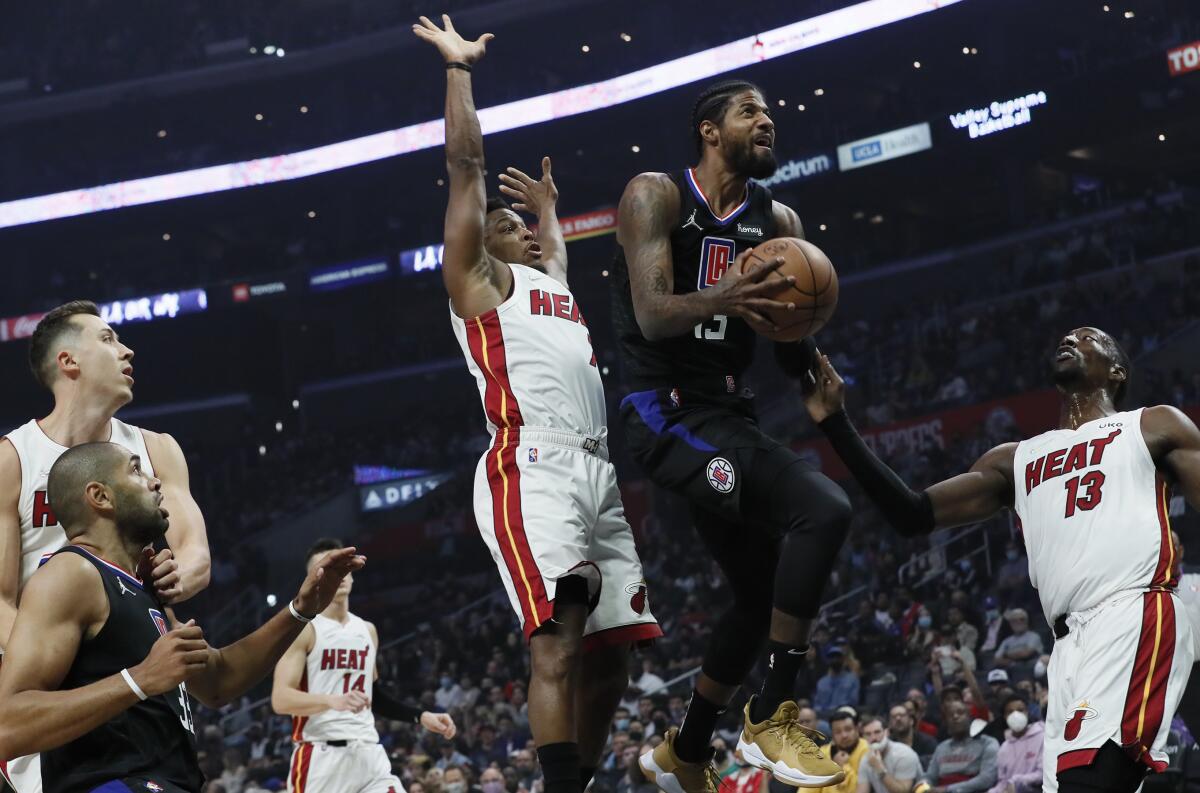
[
  {"x1": 632, "y1": 306, "x2": 668, "y2": 342},
  {"x1": 270, "y1": 691, "x2": 294, "y2": 716}
]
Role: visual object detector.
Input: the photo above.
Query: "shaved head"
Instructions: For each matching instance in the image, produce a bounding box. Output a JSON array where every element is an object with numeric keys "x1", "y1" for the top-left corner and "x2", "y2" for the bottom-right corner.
[
  {"x1": 47, "y1": 443, "x2": 129, "y2": 536},
  {"x1": 47, "y1": 442, "x2": 166, "y2": 543}
]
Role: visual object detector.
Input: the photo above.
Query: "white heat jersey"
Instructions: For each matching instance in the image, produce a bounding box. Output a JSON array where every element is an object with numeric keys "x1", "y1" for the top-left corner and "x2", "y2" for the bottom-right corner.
[
  {"x1": 292, "y1": 613, "x2": 379, "y2": 743},
  {"x1": 1013, "y1": 408, "x2": 1176, "y2": 624},
  {"x1": 4, "y1": 418, "x2": 153, "y2": 591},
  {"x1": 451, "y1": 263, "x2": 606, "y2": 439}
]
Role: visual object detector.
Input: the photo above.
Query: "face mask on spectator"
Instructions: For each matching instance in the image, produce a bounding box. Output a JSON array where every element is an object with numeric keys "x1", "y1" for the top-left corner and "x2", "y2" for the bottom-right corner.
[
  {"x1": 446, "y1": 784, "x2": 466, "y2": 793},
  {"x1": 1034, "y1": 660, "x2": 1047, "y2": 679},
  {"x1": 440, "y1": 676, "x2": 452, "y2": 688},
  {"x1": 986, "y1": 609, "x2": 1000, "y2": 621},
  {"x1": 713, "y1": 748, "x2": 728, "y2": 764},
  {"x1": 918, "y1": 615, "x2": 932, "y2": 629},
  {"x1": 615, "y1": 718, "x2": 630, "y2": 731},
  {"x1": 1006, "y1": 711, "x2": 1028, "y2": 732},
  {"x1": 482, "y1": 782, "x2": 505, "y2": 793},
  {"x1": 870, "y1": 741, "x2": 887, "y2": 752}
]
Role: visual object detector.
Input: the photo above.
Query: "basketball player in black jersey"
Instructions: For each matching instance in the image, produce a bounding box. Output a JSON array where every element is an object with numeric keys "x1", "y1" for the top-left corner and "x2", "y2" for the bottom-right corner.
[
  {"x1": 611, "y1": 80, "x2": 851, "y2": 792},
  {"x1": 0, "y1": 442, "x2": 364, "y2": 793}
]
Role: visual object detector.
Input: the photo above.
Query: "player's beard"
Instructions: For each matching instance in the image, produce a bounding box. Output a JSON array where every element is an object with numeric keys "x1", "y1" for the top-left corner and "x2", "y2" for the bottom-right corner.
[
  {"x1": 731, "y1": 138, "x2": 778, "y2": 180},
  {"x1": 115, "y1": 489, "x2": 169, "y2": 546}
]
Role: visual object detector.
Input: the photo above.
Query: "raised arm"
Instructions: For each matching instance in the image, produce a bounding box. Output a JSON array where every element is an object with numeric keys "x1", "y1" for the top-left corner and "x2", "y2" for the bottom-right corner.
[
  {"x1": 187, "y1": 547, "x2": 365, "y2": 709},
  {"x1": 0, "y1": 440, "x2": 20, "y2": 649},
  {"x1": 617, "y1": 172, "x2": 794, "y2": 341},
  {"x1": 1143, "y1": 405, "x2": 1200, "y2": 511},
  {"x1": 805, "y1": 353, "x2": 1015, "y2": 534},
  {"x1": 413, "y1": 15, "x2": 507, "y2": 319},
  {"x1": 0, "y1": 553, "x2": 208, "y2": 758},
  {"x1": 500, "y1": 157, "x2": 567, "y2": 285},
  {"x1": 143, "y1": 430, "x2": 210, "y2": 603}
]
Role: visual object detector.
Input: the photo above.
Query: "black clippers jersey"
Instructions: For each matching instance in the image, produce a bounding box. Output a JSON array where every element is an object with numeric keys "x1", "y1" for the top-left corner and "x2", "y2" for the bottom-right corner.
[
  {"x1": 41, "y1": 546, "x2": 204, "y2": 793},
  {"x1": 611, "y1": 169, "x2": 778, "y2": 392}
]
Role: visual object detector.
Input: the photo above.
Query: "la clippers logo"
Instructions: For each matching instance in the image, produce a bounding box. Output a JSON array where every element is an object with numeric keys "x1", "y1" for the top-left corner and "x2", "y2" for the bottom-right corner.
[
  {"x1": 149, "y1": 608, "x2": 168, "y2": 636},
  {"x1": 625, "y1": 581, "x2": 649, "y2": 615},
  {"x1": 697, "y1": 238, "x2": 736, "y2": 289},
  {"x1": 1064, "y1": 701, "x2": 1098, "y2": 741},
  {"x1": 707, "y1": 457, "x2": 735, "y2": 493}
]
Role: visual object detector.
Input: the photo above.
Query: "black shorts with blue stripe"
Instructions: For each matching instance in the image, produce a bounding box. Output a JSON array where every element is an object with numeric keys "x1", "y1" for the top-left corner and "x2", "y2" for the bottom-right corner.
[{"x1": 619, "y1": 387, "x2": 815, "y2": 534}]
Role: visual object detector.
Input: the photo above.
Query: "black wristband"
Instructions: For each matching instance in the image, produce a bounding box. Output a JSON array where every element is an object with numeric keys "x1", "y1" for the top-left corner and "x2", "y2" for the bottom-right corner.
[
  {"x1": 446, "y1": 61, "x2": 472, "y2": 72},
  {"x1": 372, "y1": 681, "x2": 423, "y2": 724}
]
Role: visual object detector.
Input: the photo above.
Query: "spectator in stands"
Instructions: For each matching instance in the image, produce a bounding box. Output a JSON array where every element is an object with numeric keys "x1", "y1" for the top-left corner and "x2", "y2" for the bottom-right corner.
[
  {"x1": 436, "y1": 741, "x2": 471, "y2": 770},
  {"x1": 888, "y1": 703, "x2": 938, "y2": 760},
  {"x1": 814, "y1": 645, "x2": 861, "y2": 715},
  {"x1": 976, "y1": 598, "x2": 1008, "y2": 657},
  {"x1": 634, "y1": 658, "x2": 666, "y2": 694},
  {"x1": 946, "y1": 607, "x2": 979, "y2": 654},
  {"x1": 721, "y1": 751, "x2": 771, "y2": 793},
  {"x1": 923, "y1": 701, "x2": 998, "y2": 793},
  {"x1": 906, "y1": 689, "x2": 938, "y2": 738},
  {"x1": 217, "y1": 747, "x2": 248, "y2": 793},
  {"x1": 471, "y1": 723, "x2": 509, "y2": 770},
  {"x1": 513, "y1": 748, "x2": 539, "y2": 790},
  {"x1": 993, "y1": 545, "x2": 1027, "y2": 603},
  {"x1": 990, "y1": 610, "x2": 1043, "y2": 678},
  {"x1": 618, "y1": 743, "x2": 656, "y2": 793},
  {"x1": 437, "y1": 674, "x2": 465, "y2": 710},
  {"x1": 986, "y1": 697, "x2": 1042, "y2": 793},
  {"x1": 856, "y1": 716, "x2": 920, "y2": 793},
  {"x1": 819, "y1": 710, "x2": 869, "y2": 793},
  {"x1": 798, "y1": 706, "x2": 831, "y2": 745},
  {"x1": 480, "y1": 767, "x2": 507, "y2": 793},
  {"x1": 444, "y1": 765, "x2": 475, "y2": 793}
]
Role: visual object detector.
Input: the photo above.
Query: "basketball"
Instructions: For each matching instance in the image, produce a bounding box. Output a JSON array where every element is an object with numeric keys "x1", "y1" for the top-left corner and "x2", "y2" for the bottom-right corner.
[{"x1": 737, "y1": 237, "x2": 839, "y2": 342}]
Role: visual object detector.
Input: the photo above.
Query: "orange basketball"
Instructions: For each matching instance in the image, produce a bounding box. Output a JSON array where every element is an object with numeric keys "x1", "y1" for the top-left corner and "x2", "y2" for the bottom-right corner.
[{"x1": 736, "y1": 237, "x2": 838, "y2": 342}]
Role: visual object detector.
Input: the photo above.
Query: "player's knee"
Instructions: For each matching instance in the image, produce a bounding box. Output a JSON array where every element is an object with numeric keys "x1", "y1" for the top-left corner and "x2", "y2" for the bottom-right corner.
[{"x1": 530, "y1": 631, "x2": 584, "y2": 684}]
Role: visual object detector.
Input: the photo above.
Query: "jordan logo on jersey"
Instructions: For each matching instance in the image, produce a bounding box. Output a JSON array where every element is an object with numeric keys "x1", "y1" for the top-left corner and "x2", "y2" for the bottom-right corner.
[
  {"x1": 1024, "y1": 429, "x2": 1121, "y2": 494},
  {"x1": 32, "y1": 490, "x2": 57, "y2": 528},
  {"x1": 682, "y1": 209, "x2": 702, "y2": 231},
  {"x1": 697, "y1": 238, "x2": 735, "y2": 289}
]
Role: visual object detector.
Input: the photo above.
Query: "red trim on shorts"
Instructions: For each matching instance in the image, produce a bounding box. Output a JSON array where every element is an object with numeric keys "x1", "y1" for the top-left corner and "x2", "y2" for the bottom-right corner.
[
  {"x1": 487, "y1": 430, "x2": 551, "y2": 640},
  {"x1": 1151, "y1": 474, "x2": 1177, "y2": 588},
  {"x1": 1120, "y1": 590, "x2": 1177, "y2": 769},
  {"x1": 291, "y1": 743, "x2": 314, "y2": 793},
  {"x1": 465, "y1": 309, "x2": 524, "y2": 430},
  {"x1": 582, "y1": 622, "x2": 664, "y2": 653},
  {"x1": 1057, "y1": 748, "x2": 1099, "y2": 773},
  {"x1": 291, "y1": 668, "x2": 309, "y2": 742}
]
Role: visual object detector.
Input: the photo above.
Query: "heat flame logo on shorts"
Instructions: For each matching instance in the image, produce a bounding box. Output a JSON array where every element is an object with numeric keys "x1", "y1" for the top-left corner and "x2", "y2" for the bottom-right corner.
[
  {"x1": 625, "y1": 581, "x2": 649, "y2": 615},
  {"x1": 1064, "y1": 700, "x2": 1098, "y2": 741}
]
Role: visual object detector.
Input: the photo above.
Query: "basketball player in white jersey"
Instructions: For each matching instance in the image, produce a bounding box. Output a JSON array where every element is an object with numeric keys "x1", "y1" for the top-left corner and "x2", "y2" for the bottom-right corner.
[
  {"x1": 802, "y1": 327, "x2": 1200, "y2": 793},
  {"x1": 272, "y1": 539, "x2": 456, "y2": 793},
  {"x1": 0, "y1": 300, "x2": 212, "y2": 793},
  {"x1": 412, "y1": 15, "x2": 661, "y2": 793}
]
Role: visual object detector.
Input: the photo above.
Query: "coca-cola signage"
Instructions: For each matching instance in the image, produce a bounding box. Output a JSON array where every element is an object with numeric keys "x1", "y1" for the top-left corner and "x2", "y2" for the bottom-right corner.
[{"x1": 0, "y1": 289, "x2": 207, "y2": 343}]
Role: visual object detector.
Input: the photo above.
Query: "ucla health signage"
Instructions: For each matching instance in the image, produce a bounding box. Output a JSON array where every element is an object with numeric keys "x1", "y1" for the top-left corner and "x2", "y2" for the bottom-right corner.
[{"x1": 837, "y1": 122, "x2": 932, "y2": 172}]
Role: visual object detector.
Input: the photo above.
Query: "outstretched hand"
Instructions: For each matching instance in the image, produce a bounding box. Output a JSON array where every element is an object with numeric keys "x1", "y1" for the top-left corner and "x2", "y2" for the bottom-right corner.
[
  {"x1": 412, "y1": 14, "x2": 494, "y2": 65},
  {"x1": 803, "y1": 349, "x2": 846, "y2": 424},
  {"x1": 292, "y1": 547, "x2": 366, "y2": 618},
  {"x1": 499, "y1": 157, "x2": 558, "y2": 216}
]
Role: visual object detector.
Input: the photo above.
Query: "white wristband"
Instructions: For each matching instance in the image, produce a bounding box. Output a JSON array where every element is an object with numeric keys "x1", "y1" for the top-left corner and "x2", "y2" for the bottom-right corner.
[
  {"x1": 121, "y1": 668, "x2": 148, "y2": 701},
  {"x1": 289, "y1": 600, "x2": 313, "y2": 623}
]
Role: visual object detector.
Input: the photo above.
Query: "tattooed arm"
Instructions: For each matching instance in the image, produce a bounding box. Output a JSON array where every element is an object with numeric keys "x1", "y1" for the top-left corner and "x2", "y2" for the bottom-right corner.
[{"x1": 617, "y1": 173, "x2": 794, "y2": 341}]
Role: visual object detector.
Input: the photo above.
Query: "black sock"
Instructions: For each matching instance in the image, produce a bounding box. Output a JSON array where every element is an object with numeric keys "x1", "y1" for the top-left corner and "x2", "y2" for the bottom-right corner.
[
  {"x1": 751, "y1": 641, "x2": 808, "y2": 722},
  {"x1": 580, "y1": 765, "x2": 596, "y2": 791},
  {"x1": 675, "y1": 689, "x2": 725, "y2": 764},
  {"x1": 538, "y1": 742, "x2": 582, "y2": 793}
]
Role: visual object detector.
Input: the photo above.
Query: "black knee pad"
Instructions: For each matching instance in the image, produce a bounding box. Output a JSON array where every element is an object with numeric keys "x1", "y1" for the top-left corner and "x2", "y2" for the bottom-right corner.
[{"x1": 766, "y1": 467, "x2": 852, "y2": 618}]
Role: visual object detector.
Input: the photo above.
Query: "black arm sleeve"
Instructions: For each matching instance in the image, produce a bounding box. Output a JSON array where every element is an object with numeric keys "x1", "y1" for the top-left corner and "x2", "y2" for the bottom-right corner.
[
  {"x1": 774, "y1": 337, "x2": 820, "y2": 381},
  {"x1": 818, "y1": 410, "x2": 935, "y2": 536},
  {"x1": 372, "y1": 682, "x2": 424, "y2": 724}
]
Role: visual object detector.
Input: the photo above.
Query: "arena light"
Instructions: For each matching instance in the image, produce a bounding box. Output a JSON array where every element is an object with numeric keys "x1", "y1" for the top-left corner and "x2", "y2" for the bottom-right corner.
[{"x1": 0, "y1": 0, "x2": 962, "y2": 230}]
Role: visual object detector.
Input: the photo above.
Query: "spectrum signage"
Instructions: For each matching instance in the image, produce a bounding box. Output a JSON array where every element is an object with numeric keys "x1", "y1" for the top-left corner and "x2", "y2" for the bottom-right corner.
[
  {"x1": 0, "y1": 289, "x2": 208, "y2": 343},
  {"x1": 948, "y1": 91, "x2": 1048, "y2": 139},
  {"x1": 1167, "y1": 41, "x2": 1200, "y2": 76},
  {"x1": 837, "y1": 122, "x2": 932, "y2": 172},
  {"x1": 756, "y1": 153, "x2": 835, "y2": 188}
]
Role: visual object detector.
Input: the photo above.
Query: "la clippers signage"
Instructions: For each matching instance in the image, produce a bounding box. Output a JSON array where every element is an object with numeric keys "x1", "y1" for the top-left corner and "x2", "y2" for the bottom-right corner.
[
  {"x1": 1167, "y1": 42, "x2": 1200, "y2": 76},
  {"x1": 837, "y1": 122, "x2": 932, "y2": 172}
]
